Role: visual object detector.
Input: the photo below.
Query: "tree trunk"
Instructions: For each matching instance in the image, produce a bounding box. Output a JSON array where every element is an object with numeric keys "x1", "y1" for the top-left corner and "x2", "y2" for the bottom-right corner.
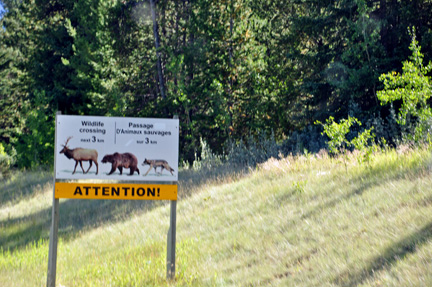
[{"x1": 150, "y1": 0, "x2": 166, "y2": 99}]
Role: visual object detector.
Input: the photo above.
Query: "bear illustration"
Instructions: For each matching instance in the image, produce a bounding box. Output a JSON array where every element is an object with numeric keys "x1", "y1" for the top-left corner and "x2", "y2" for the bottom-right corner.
[{"x1": 101, "y1": 152, "x2": 140, "y2": 175}]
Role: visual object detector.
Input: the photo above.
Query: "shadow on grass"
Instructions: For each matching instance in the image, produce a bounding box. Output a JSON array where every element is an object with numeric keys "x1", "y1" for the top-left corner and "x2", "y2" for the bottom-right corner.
[
  {"x1": 277, "y1": 157, "x2": 431, "y2": 286},
  {"x1": 0, "y1": 170, "x2": 53, "y2": 207},
  {"x1": 0, "y1": 165, "x2": 250, "y2": 252},
  {"x1": 177, "y1": 165, "x2": 250, "y2": 199},
  {"x1": 0, "y1": 198, "x2": 161, "y2": 251},
  {"x1": 335, "y1": 220, "x2": 432, "y2": 287},
  {"x1": 298, "y1": 159, "x2": 429, "y2": 222}
]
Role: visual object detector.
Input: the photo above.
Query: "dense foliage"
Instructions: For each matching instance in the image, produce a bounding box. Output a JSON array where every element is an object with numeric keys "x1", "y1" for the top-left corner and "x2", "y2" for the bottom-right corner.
[{"x1": 1, "y1": 0, "x2": 432, "y2": 168}]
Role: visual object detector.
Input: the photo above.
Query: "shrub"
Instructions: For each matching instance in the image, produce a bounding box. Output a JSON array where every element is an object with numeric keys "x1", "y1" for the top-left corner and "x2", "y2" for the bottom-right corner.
[
  {"x1": 316, "y1": 116, "x2": 376, "y2": 166},
  {"x1": 377, "y1": 27, "x2": 432, "y2": 144},
  {"x1": 0, "y1": 142, "x2": 15, "y2": 179}
]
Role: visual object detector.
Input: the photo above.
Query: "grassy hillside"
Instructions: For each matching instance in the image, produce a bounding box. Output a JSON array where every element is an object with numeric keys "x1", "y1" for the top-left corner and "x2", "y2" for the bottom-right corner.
[{"x1": 1, "y1": 147, "x2": 432, "y2": 286}]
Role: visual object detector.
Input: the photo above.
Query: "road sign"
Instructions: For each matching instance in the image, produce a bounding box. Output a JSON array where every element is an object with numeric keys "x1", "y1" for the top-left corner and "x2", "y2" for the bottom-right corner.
[
  {"x1": 54, "y1": 182, "x2": 177, "y2": 200},
  {"x1": 48, "y1": 113, "x2": 179, "y2": 287},
  {"x1": 55, "y1": 115, "x2": 179, "y2": 182}
]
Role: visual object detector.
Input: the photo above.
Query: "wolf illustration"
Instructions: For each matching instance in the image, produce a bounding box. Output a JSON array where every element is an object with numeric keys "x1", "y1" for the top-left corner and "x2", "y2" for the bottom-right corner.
[
  {"x1": 101, "y1": 152, "x2": 140, "y2": 175},
  {"x1": 142, "y1": 158, "x2": 175, "y2": 176}
]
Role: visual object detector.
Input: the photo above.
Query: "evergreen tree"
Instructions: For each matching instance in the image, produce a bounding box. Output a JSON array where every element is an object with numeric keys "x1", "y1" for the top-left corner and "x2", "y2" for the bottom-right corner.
[
  {"x1": 0, "y1": 0, "x2": 35, "y2": 161},
  {"x1": 1, "y1": 0, "x2": 432, "y2": 168}
]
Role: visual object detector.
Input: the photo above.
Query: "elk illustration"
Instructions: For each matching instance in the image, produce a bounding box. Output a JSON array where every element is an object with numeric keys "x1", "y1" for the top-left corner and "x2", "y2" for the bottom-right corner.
[{"x1": 59, "y1": 137, "x2": 99, "y2": 175}]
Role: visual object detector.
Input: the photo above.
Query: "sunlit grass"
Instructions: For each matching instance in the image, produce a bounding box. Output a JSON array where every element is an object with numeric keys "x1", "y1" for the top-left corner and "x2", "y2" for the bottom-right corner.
[{"x1": 1, "y1": 146, "x2": 432, "y2": 286}]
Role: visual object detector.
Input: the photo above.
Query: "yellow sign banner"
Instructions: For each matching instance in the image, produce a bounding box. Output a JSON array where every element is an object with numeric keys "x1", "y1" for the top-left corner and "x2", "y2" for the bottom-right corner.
[{"x1": 55, "y1": 182, "x2": 177, "y2": 200}]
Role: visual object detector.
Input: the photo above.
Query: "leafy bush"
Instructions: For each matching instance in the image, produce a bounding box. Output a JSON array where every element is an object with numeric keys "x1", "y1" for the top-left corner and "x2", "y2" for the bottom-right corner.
[
  {"x1": 351, "y1": 127, "x2": 377, "y2": 164},
  {"x1": 315, "y1": 116, "x2": 360, "y2": 155},
  {"x1": 377, "y1": 27, "x2": 432, "y2": 144},
  {"x1": 0, "y1": 142, "x2": 15, "y2": 179},
  {"x1": 316, "y1": 116, "x2": 376, "y2": 165}
]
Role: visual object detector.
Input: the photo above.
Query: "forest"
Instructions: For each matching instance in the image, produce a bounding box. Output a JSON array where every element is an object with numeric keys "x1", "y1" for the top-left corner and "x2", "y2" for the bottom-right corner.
[{"x1": 1, "y1": 0, "x2": 432, "y2": 169}]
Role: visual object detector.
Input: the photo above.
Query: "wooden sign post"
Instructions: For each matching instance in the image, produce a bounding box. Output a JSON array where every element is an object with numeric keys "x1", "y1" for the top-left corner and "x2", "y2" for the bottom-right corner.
[
  {"x1": 167, "y1": 199, "x2": 177, "y2": 279},
  {"x1": 167, "y1": 115, "x2": 178, "y2": 280},
  {"x1": 47, "y1": 113, "x2": 61, "y2": 287},
  {"x1": 47, "y1": 113, "x2": 179, "y2": 287}
]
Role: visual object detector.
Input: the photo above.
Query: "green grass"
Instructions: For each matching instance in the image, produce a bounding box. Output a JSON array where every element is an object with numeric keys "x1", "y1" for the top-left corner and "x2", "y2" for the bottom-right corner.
[{"x1": 1, "y1": 147, "x2": 432, "y2": 286}]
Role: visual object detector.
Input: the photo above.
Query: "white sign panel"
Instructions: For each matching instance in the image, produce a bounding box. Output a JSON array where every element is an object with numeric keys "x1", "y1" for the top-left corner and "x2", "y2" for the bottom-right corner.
[{"x1": 55, "y1": 115, "x2": 179, "y2": 182}]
